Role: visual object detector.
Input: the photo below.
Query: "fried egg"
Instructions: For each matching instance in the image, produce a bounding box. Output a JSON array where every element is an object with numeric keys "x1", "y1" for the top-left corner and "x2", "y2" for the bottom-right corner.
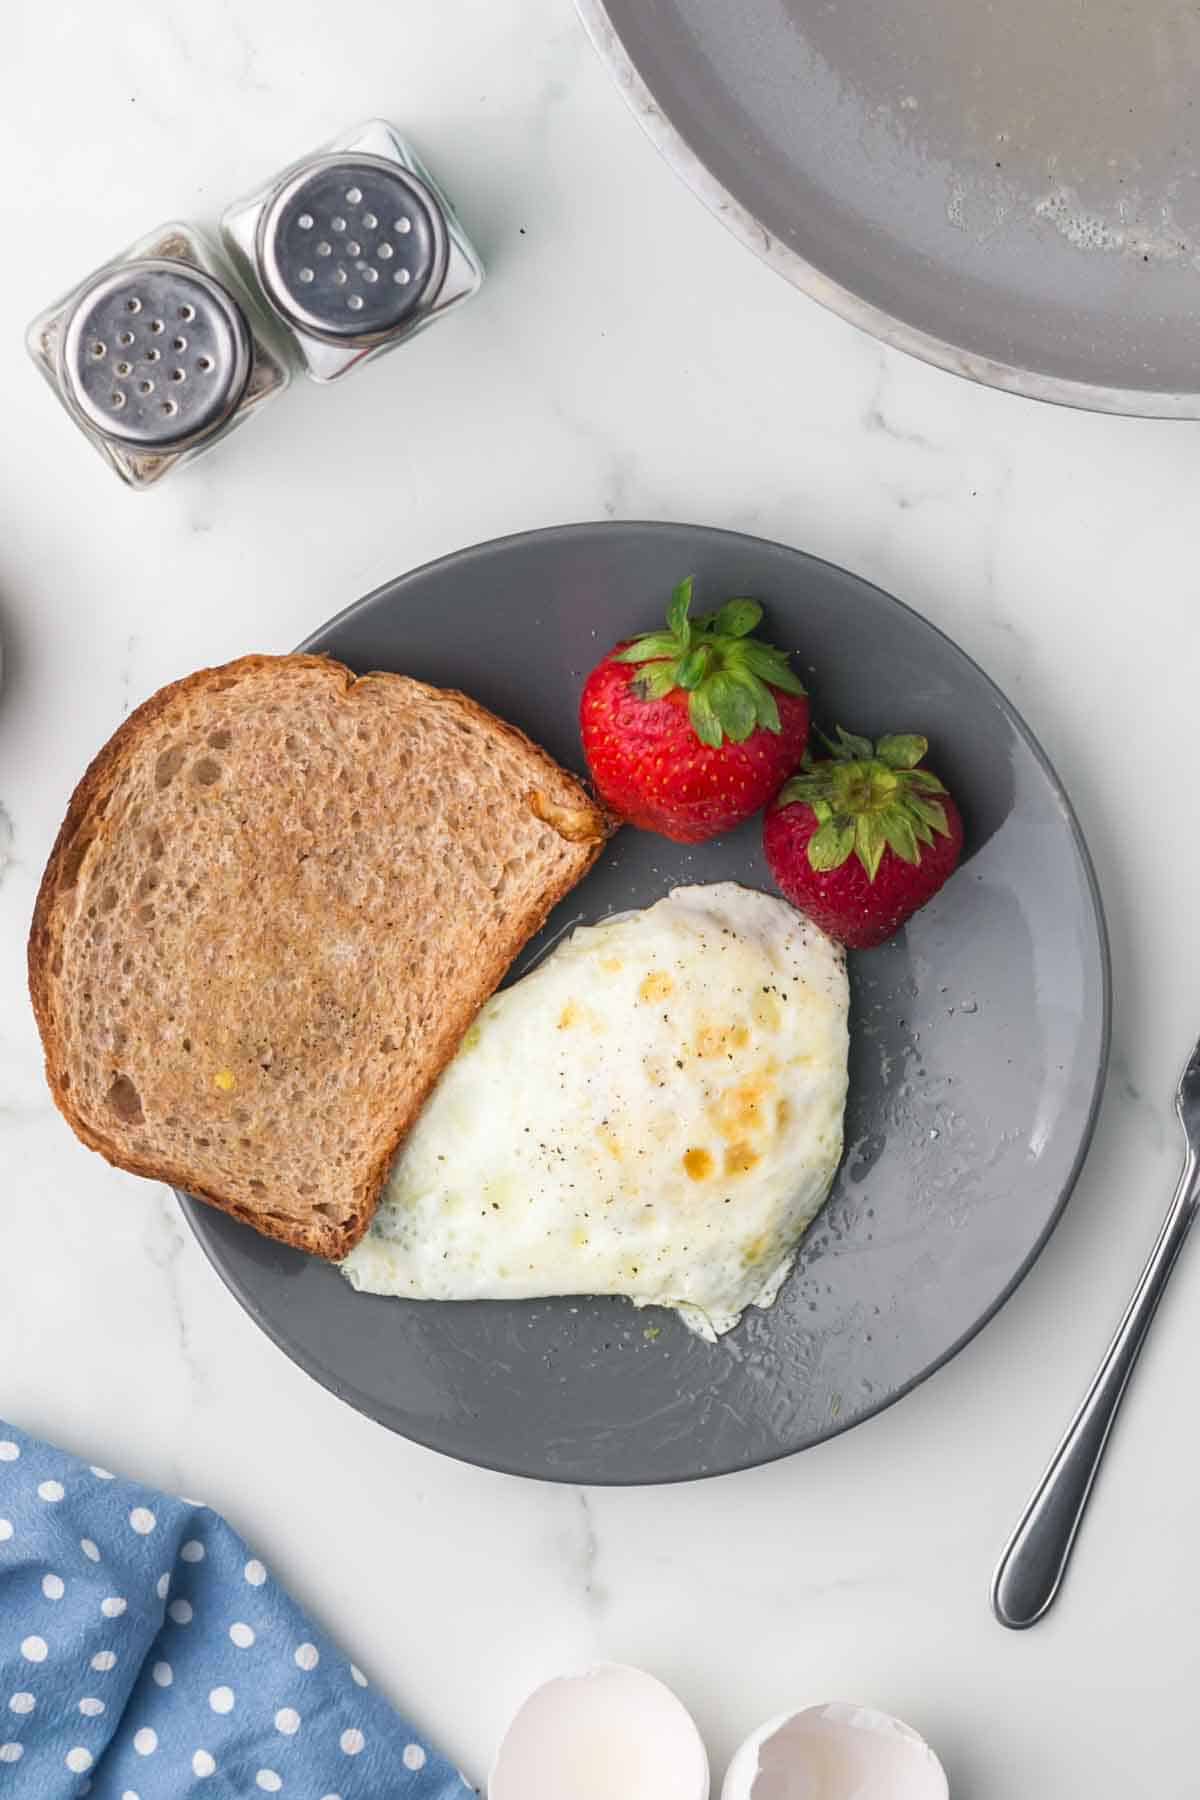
[{"x1": 341, "y1": 883, "x2": 849, "y2": 1340}]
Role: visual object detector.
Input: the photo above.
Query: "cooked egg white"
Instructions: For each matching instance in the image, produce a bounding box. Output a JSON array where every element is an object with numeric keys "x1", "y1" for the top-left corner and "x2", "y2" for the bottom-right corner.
[{"x1": 341, "y1": 882, "x2": 849, "y2": 1340}]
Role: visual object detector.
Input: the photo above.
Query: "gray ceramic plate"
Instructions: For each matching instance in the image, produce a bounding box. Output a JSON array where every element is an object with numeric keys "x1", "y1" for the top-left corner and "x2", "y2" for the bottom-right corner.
[
  {"x1": 181, "y1": 523, "x2": 1109, "y2": 1484},
  {"x1": 577, "y1": 0, "x2": 1200, "y2": 416}
]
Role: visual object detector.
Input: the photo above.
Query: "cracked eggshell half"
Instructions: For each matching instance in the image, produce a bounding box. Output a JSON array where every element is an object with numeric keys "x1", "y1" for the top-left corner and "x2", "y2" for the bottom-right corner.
[
  {"x1": 489, "y1": 1663, "x2": 710, "y2": 1800},
  {"x1": 722, "y1": 1702, "x2": 949, "y2": 1800}
]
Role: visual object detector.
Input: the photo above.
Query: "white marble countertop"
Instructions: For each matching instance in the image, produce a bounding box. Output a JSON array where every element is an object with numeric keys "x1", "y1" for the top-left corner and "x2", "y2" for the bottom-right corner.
[{"x1": 3, "y1": 2, "x2": 1199, "y2": 1793}]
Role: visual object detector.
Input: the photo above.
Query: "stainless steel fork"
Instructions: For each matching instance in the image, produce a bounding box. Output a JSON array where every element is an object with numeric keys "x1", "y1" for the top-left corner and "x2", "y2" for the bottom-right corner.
[{"x1": 992, "y1": 1036, "x2": 1200, "y2": 1629}]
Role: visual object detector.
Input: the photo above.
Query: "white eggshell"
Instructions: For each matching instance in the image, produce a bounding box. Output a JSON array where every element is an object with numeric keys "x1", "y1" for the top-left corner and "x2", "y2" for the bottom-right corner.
[
  {"x1": 489, "y1": 1663, "x2": 710, "y2": 1800},
  {"x1": 722, "y1": 1702, "x2": 949, "y2": 1800}
]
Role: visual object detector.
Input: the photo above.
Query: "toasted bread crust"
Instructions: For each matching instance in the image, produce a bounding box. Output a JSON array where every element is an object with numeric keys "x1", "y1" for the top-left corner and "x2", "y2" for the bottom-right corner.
[{"x1": 29, "y1": 654, "x2": 610, "y2": 1259}]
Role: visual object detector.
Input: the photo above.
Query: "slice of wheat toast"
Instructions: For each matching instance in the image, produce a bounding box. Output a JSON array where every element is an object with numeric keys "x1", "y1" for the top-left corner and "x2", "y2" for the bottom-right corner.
[{"x1": 28, "y1": 654, "x2": 609, "y2": 1259}]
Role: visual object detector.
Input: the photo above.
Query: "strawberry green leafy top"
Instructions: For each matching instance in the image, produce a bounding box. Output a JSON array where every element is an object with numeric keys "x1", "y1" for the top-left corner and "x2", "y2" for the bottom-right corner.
[
  {"x1": 614, "y1": 576, "x2": 806, "y2": 747},
  {"x1": 775, "y1": 727, "x2": 953, "y2": 881}
]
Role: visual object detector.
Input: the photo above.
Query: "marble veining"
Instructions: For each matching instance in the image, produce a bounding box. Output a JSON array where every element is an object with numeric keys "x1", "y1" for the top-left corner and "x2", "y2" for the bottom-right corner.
[
  {"x1": 2, "y1": 0, "x2": 1199, "y2": 1794},
  {"x1": 141, "y1": 1190, "x2": 211, "y2": 1406},
  {"x1": 573, "y1": 1489, "x2": 607, "y2": 1617},
  {"x1": 0, "y1": 802, "x2": 13, "y2": 891}
]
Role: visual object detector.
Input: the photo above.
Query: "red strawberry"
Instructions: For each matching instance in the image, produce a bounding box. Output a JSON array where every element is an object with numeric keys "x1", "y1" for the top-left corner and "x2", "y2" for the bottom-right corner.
[
  {"x1": 580, "y1": 578, "x2": 810, "y2": 843},
  {"x1": 763, "y1": 728, "x2": 963, "y2": 949}
]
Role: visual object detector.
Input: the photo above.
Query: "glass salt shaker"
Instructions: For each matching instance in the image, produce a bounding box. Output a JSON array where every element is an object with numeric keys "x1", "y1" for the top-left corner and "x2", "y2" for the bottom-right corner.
[
  {"x1": 26, "y1": 222, "x2": 289, "y2": 490},
  {"x1": 221, "y1": 119, "x2": 484, "y2": 383}
]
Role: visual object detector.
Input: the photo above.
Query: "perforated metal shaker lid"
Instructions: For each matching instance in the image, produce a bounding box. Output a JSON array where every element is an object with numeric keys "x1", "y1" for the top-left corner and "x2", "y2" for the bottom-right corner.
[
  {"x1": 255, "y1": 154, "x2": 448, "y2": 346},
  {"x1": 59, "y1": 260, "x2": 252, "y2": 450}
]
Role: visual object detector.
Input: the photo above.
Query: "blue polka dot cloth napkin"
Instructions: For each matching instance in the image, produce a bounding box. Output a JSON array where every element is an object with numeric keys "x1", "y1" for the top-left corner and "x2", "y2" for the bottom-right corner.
[{"x1": 0, "y1": 1419, "x2": 473, "y2": 1797}]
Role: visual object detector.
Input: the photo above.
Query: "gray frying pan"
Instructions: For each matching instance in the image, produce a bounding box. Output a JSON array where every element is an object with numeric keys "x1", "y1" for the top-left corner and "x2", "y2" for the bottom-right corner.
[{"x1": 579, "y1": 0, "x2": 1200, "y2": 415}]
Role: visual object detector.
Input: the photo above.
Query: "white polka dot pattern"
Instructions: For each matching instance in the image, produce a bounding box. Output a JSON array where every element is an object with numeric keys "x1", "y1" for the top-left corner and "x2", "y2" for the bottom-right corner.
[{"x1": 0, "y1": 1424, "x2": 450, "y2": 1793}]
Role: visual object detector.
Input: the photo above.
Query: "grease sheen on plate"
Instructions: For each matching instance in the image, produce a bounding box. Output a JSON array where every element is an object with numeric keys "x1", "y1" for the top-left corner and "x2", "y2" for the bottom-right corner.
[{"x1": 180, "y1": 522, "x2": 1109, "y2": 1484}]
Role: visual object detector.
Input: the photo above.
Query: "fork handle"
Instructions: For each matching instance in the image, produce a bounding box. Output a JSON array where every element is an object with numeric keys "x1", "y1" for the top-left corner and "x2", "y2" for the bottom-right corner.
[{"x1": 991, "y1": 1153, "x2": 1200, "y2": 1629}]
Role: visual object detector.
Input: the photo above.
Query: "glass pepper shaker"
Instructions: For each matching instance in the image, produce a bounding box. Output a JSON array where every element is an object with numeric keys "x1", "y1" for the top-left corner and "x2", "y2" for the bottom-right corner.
[
  {"x1": 26, "y1": 222, "x2": 289, "y2": 490},
  {"x1": 221, "y1": 118, "x2": 484, "y2": 383}
]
